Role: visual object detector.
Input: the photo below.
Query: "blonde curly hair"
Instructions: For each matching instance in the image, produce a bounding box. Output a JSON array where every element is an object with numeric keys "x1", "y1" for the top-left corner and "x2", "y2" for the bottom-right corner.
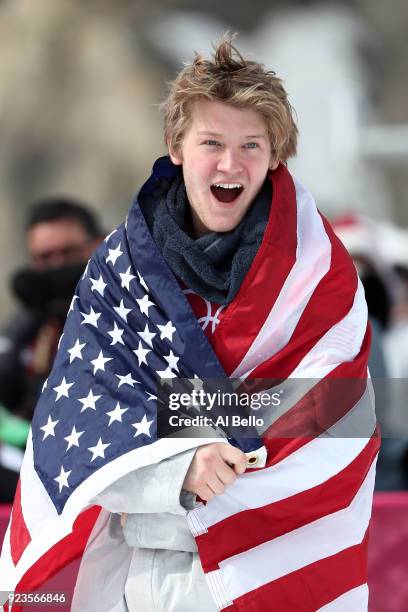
[{"x1": 161, "y1": 36, "x2": 298, "y2": 163}]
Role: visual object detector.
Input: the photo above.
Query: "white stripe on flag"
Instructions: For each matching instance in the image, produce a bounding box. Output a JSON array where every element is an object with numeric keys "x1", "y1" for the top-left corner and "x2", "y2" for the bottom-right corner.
[
  {"x1": 188, "y1": 434, "x2": 373, "y2": 535},
  {"x1": 20, "y1": 430, "x2": 59, "y2": 535},
  {"x1": 6, "y1": 437, "x2": 223, "y2": 587},
  {"x1": 205, "y1": 569, "x2": 233, "y2": 611},
  {"x1": 317, "y1": 584, "x2": 369, "y2": 611},
  {"x1": 206, "y1": 460, "x2": 376, "y2": 604},
  {"x1": 256, "y1": 368, "x2": 374, "y2": 437},
  {"x1": 232, "y1": 179, "x2": 331, "y2": 379},
  {"x1": 290, "y1": 279, "x2": 367, "y2": 379}
]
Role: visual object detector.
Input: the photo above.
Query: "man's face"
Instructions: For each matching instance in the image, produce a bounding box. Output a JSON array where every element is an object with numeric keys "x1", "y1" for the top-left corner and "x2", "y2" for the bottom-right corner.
[
  {"x1": 169, "y1": 99, "x2": 277, "y2": 237},
  {"x1": 27, "y1": 219, "x2": 97, "y2": 271}
]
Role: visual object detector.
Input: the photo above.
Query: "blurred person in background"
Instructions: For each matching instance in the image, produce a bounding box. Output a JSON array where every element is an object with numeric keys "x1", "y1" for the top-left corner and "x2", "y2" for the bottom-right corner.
[
  {"x1": 381, "y1": 238, "x2": 408, "y2": 489},
  {"x1": 0, "y1": 198, "x2": 103, "y2": 502},
  {"x1": 332, "y1": 215, "x2": 392, "y2": 371},
  {"x1": 381, "y1": 226, "x2": 408, "y2": 378},
  {"x1": 333, "y1": 214, "x2": 408, "y2": 490}
]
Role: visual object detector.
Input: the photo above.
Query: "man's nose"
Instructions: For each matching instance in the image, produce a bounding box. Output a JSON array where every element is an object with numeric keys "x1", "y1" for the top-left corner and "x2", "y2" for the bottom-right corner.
[{"x1": 216, "y1": 149, "x2": 243, "y2": 174}]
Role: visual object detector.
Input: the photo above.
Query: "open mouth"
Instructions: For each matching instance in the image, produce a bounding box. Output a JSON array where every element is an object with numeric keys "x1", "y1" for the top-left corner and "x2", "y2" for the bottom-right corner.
[{"x1": 211, "y1": 183, "x2": 243, "y2": 204}]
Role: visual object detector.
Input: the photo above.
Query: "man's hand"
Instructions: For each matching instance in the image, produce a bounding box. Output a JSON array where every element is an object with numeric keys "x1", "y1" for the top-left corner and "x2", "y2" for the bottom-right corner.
[{"x1": 182, "y1": 442, "x2": 247, "y2": 502}]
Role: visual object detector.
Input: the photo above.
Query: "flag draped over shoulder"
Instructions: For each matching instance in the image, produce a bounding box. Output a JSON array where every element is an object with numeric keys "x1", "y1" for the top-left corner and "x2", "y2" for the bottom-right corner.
[
  {"x1": 0, "y1": 158, "x2": 378, "y2": 612},
  {"x1": 185, "y1": 164, "x2": 379, "y2": 611}
]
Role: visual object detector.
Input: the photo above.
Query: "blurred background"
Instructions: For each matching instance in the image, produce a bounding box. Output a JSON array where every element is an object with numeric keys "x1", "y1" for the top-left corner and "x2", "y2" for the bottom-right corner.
[{"x1": 0, "y1": 0, "x2": 408, "y2": 607}]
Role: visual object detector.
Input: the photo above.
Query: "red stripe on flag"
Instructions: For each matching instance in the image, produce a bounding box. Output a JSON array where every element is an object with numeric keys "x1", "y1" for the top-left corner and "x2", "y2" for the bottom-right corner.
[
  {"x1": 251, "y1": 218, "x2": 358, "y2": 379},
  {"x1": 231, "y1": 531, "x2": 369, "y2": 611},
  {"x1": 236, "y1": 327, "x2": 371, "y2": 476},
  {"x1": 10, "y1": 506, "x2": 101, "y2": 611},
  {"x1": 10, "y1": 480, "x2": 31, "y2": 566},
  {"x1": 263, "y1": 325, "x2": 371, "y2": 442},
  {"x1": 196, "y1": 435, "x2": 379, "y2": 571}
]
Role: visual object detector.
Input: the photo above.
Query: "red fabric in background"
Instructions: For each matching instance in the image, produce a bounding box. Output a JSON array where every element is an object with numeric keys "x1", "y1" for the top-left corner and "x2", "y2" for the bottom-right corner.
[
  {"x1": 0, "y1": 504, "x2": 11, "y2": 546},
  {"x1": 1, "y1": 494, "x2": 408, "y2": 611},
  {"x1": 368, "y1": 493, "x2": 408, "y2": 612}
]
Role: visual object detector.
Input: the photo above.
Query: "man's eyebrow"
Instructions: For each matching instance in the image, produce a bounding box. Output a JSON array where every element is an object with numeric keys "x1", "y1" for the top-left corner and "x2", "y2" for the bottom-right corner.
[
  {"x1": 196, "y1": 131, "x2": 267, "y2": 139},
  {"x1": 244, "y1": 134, "x2": 267, "y2": 139},
  {"x1": 197, "y1": 131, "x2": 223, "y2": 137}
]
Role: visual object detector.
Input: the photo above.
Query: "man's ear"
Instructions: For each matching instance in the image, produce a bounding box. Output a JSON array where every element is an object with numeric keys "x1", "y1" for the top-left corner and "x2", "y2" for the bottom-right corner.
[
  {"x1": 168, "y1": 141, "x2": 183, "y2": 166},
  {"x1": 269, "y1": 158, "x2": 279, "y2": 171}
]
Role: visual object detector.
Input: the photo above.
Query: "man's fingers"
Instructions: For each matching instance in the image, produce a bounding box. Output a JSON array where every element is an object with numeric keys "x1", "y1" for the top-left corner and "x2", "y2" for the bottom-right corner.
[
  {"x1": 219, "y1": 443, "x2": 247, "y2": 475},
  {"x1": 207, "y1": 473, "x2": 226, "y2": 496},
  {"x1": 197, "y1": 484, "x2": 216, "y2": 502},
  {"x1": 182, "y1": 442, "x2": 247, "y2": 500},
  {"x1": 215, "y1": 458, "x2": 239, "y2": 486}
]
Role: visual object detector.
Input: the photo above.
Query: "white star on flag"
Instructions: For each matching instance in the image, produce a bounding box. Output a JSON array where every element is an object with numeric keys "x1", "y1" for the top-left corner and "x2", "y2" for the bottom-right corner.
[
  {"x1": 53, "y1": 377, "x2": 74, "y2": 401},
  {"x1": 146, "y1": 391, "x2": 157, "y2": 401},
  {"x1": 90, "y1": 273, "x2": 107, "y2": 297},
  {"x1": 67, "y1": 339, "x2": 86, "y2": 363},
  {"x1": 114, "y1": 299, "x2": 132, "y2": 322},
  {"x1": 88, "y1": 438, "x2": 111, "y2": 462},
  {"x1": 91, "y1": 350, "x2": 113, "y2": 375},
  {"x1": 163, "y1": 349, "x2": 180, "y2": 372},
  {"x1": 116, "y1": 372, "x2": 139, "y2": 388},
  {"x1": 54, "y1": 466, "x2": 71, "y2": 493},
  {"x1": 106, "y1": 402, "x2": 128, "y2": 426},
  {"x1": 136, "y1": 294, "x2": 155, "y2": 316},
  {"x1": 120, "y1": 266, "x2": 136, "y2": 291},
  {"x1": 106, "y1": 243, "x2": 123, "y2": 266},
  {"x1": 104, "y1": 228, "x2": 117, "y2": 243},
  {"x1": 133, "y1": 341, "x2": 151, "y2": 366},
  {"x1": 40, "y1": 415, "x2": 59, "y2": 440},
  {"x1": 78, "y1": 389, "x2": 102, "y2": 412},
  {"x1": 64, "y1": 426, "x2": 84, "y2": 451},
  {"x1": 137, "y1": 324, "x2": 156, "y2": 349},
  {"x1": 137, "y1": 270, "x2": 149, "y2": 293},
  {"x1": 156, "y1": 366, "x2": 177, "y2": 380},
  {"x1": 42, "y1": 379, "x2": 48, "y2": 393},
  {"x1": 80, "y1": 306, "x2": 101, "y2": 328},
  {"x1": 157, "y1": 320, "x2": 176, "y2": 342},
  {"x1": 57, "y1": 334, "x2": 64, "y2": 350},
  {"x1": 69, "y1": 294, "x2": 79, "y2": 313},
  {"x1": 132, "y1": 414, "x2": 153, "y2": 438},
  {"x1": 107, "y1": 322, "x2": 125, "y2": 346}
]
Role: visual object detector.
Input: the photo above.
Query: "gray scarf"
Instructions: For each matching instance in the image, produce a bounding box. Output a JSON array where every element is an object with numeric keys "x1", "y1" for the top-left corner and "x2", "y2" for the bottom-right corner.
[{"x1": 142, "y1": 170, "x2": 272, "y2": 305}]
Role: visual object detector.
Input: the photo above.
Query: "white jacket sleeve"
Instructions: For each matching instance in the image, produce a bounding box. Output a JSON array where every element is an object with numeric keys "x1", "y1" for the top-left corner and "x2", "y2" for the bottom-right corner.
[{"x1": 91, "y1": 447, "x2": 197, "y2": 515}]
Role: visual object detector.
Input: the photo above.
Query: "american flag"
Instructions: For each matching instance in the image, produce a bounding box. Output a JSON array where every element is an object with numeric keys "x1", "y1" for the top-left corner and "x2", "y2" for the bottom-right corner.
[{"x1": 0, "y1": 159, "x2": 378, "y2": 611}]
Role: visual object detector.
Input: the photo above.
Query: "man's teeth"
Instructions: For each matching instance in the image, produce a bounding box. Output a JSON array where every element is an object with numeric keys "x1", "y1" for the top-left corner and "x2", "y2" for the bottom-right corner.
[{"x1": 212, "y1": 183, "x2": 242, "y2": 189}]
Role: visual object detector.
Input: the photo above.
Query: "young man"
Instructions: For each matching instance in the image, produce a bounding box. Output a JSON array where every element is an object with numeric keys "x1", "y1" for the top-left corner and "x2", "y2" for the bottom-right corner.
[{"x1": 0, "y1": 39, "x2": 378, "y2": 611}]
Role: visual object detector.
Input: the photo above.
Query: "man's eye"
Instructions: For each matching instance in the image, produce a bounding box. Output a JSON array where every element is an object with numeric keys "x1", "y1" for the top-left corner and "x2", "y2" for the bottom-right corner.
[
  {"x1": 204, "y1": 140, "x2": 220, "y2": 146},
  {"x1": 244, "y1": 142, "x2": 258, "y2": 149}
]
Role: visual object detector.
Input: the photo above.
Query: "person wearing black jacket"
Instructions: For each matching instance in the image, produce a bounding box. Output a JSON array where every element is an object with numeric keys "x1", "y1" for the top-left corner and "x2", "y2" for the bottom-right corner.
[{"x1": 0, "y1": 198, "x2": 103, "y2": 501}]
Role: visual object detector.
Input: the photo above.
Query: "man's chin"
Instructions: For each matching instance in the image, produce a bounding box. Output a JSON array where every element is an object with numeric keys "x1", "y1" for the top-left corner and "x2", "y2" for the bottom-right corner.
[{"x1": 206, "y1": 215, "x2": 244, "y2": 234}]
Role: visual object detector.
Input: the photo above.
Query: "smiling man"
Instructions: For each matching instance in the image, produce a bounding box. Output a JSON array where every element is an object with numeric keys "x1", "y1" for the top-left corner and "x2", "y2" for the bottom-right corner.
[
  {"x1": 168, "y1": 99, "x2": 278, "y2": 236},
  {"x1": 0, "y1": 38, "x2": 378, "y2": 612}
]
